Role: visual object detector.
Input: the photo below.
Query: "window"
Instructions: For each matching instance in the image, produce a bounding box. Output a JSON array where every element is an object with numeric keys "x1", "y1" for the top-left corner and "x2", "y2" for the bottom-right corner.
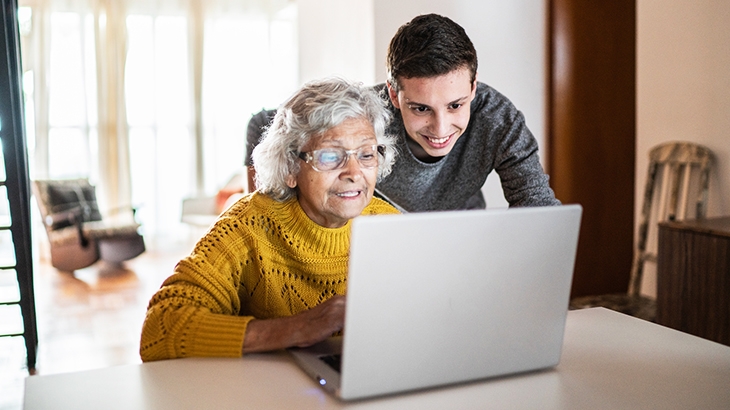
[{"x1": 19, "y1": 1, "x2": 298, "y2": 245}]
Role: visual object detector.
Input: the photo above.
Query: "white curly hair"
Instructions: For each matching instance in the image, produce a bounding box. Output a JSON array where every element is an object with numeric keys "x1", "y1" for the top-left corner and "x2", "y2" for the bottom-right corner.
[{"x1": 252, "y1": 77, "x2": 397, "y2": 201}]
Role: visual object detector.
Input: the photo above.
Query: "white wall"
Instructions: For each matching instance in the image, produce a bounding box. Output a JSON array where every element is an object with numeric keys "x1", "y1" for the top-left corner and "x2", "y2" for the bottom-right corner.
[
  {"x1": 637, "y1": 0, "x2": 730, "y2": 296},
  {"x1": 298, "y1": 0, "x2": 548, "y2": 209},
  {"x1": 297, "y1": 0, "x2": 376, "y2": 85}
]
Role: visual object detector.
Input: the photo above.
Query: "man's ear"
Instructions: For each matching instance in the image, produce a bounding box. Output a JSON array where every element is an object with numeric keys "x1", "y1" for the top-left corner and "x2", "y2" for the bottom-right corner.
[
  {"x1": 468, "y1": 73, "x2": 478, "y2": 100},
  {"x1": 285, "y1": 174, "x2": 297, "y2": 189},
  {"x1": 386, "y1": 81, "x2": 400, "y2": 110}
]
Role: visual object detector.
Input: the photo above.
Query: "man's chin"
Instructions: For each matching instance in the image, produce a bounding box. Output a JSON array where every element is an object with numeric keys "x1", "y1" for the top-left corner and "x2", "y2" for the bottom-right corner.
[
  {"x1": 408, "y1": 135, "x2": 457, "y2": 160},
  {"x1": 419, "y1": 144, "x2": 453, "y2": 159}
]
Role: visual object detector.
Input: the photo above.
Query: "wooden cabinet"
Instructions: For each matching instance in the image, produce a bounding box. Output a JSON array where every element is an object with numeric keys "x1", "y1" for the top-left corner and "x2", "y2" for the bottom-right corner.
[{"x1": 657, "y1": 217, "x2": 730, "y2": 346}]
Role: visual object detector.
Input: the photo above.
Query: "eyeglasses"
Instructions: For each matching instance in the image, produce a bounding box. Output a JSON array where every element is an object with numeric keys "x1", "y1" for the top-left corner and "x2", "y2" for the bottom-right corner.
[{"x1": 298, "y1": 144, "x2": 385, "y2": 172}]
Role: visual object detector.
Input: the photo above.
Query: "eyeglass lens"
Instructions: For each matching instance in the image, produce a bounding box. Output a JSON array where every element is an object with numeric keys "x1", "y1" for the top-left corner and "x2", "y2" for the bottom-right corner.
[{"x1": 303, "y1": 145, "x2": 382, "y2": 171}]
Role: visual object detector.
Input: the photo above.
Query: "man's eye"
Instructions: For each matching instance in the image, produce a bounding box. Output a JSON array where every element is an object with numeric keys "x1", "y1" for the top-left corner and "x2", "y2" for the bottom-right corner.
[{"x1": 410, "y1": 105, "x2": 429, "y2": 113}]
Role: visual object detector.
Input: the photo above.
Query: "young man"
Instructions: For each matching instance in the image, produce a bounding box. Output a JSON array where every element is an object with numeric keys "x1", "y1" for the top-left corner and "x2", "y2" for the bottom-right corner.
[{"x1": 245, "y1": 13, "x2": 560, "y2": 212}]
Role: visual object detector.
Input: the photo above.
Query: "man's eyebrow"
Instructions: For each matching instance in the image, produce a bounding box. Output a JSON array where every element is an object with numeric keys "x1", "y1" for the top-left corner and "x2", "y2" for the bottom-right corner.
[
  {"x1": 447, "y1": 95, "x2": 470, "y2": 105},
  {"x1": 405, "y1": 95, "x2": 470, "y2": 107},
  {"x1": 404, "y1": 99, "x2": 429, "y2": 107}
]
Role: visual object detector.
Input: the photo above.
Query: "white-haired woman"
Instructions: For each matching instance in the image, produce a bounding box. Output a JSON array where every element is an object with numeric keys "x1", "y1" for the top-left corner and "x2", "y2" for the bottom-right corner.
[{"x1": 140, "y1": 78, "x2": 399, "y2": 361}]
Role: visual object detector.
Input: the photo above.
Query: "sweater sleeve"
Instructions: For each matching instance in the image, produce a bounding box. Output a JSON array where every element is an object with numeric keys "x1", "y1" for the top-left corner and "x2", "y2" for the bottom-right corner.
[
  {"x1": 497, "y1": 113, "x2": 561, "y2": 207},
  {"x1": 140, "y1": 220, "x2": 255, "y2": 362}
]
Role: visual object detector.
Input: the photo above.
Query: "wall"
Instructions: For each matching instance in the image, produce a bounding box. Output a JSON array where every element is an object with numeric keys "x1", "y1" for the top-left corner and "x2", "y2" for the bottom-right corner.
[
  {"x1": 297, "y1": 0, "x2": 376, "y2": 85},
  {"x1": 637, "y1": 0, "x2": 730, "y2": 296}
]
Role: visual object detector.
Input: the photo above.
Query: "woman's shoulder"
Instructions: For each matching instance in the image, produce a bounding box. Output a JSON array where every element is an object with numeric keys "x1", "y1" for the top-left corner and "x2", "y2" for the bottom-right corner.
[
  {"x1": 362, "y1": 197, "x2": 400, "y2": 216},
  {"x1": 213, "y1": 191, "x2": 276, "y2": 226},
  {"x1": 222, "y1": 191, "x2": 274, "y2": 211}
]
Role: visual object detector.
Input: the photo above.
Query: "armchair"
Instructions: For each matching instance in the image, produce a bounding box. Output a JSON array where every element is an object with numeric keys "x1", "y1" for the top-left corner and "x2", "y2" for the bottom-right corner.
[{"x1": 32, "y1": 178, "x2": 145, "y2": 272}]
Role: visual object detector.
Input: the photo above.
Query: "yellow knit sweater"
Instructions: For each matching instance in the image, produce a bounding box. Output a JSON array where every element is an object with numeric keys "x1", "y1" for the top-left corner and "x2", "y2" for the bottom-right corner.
[{"x1": 140, "y1": 192, "x2": 398, "y2": 361}]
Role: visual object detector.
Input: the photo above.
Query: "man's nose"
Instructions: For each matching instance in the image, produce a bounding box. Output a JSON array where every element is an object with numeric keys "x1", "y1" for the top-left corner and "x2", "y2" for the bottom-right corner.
[{"x1": 430, "y1": 111, "x2": 450, "y2": 137}]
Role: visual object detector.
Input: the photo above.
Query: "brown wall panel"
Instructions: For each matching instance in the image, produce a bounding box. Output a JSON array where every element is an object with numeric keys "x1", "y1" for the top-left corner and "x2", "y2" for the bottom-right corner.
[{"x1": 550, "y1": 0, "x2": 636, "y2": 297}]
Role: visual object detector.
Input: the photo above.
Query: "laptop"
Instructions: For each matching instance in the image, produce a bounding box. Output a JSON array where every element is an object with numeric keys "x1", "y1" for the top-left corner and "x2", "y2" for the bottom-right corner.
[{"x1": 289, "y1": 204, "x2": 582, "y2": 401}]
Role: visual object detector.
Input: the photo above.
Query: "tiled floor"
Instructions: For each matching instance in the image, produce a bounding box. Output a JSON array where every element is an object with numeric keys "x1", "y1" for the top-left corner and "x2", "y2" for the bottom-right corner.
[{"x1": 1, "y1": 237, "x2": 195, "y2": 410}]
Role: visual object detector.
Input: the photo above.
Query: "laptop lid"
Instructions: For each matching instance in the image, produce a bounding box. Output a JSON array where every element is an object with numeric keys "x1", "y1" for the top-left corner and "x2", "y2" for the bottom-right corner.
[{"x1": 292, "y1": 204, "x2": 582, "y2": 400}]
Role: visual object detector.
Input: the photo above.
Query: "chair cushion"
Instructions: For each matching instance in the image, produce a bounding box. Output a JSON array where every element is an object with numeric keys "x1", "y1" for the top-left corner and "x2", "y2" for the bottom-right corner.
[
  {"x1": 84, "y1": 218, "x2": 142, "y2": 240},
  {"x1": 45, "y1": 180, "x2": 103, "y2": 230},
  {"x1": 46, "y1": 220, "x2": 142, "y2": 246}
]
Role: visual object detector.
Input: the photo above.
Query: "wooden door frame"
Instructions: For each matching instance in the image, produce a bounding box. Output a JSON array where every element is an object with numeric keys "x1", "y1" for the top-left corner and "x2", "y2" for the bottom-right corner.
[{"x1": 548, "y1": 0, "x2": 636, "y2": 298}]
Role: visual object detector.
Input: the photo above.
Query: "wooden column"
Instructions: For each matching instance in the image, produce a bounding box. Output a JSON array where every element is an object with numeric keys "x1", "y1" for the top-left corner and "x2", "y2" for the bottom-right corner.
[{"x1": 549, "y1": 0, "x2": 636, "y2": 297}]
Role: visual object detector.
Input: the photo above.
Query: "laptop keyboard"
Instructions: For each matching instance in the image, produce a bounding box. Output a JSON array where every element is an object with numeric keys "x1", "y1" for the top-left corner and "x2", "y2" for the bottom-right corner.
[{"x1": 319, "y1": 354, "x2": 342, "y2": 373}]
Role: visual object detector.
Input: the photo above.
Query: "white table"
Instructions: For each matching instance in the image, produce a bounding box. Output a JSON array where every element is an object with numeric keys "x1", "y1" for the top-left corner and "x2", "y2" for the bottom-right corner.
[{"x1": 23, "y1": 308, "x2": 730, "y2": 409}]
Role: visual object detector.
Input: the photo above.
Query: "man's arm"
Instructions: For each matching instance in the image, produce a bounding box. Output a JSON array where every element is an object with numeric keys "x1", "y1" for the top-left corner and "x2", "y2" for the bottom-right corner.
[
  {"x1": 498, "y1": 144, "x2": 561, "y2": 207},
  {"x1": 246, "y1": 165, "x2": 257, "y2": 193},
  {"x1": 490, "y1": 109, "x2": 560, "y2": 207},
  {"x1": 245, "y1": 109, "x2": 277, "y2": 193}
]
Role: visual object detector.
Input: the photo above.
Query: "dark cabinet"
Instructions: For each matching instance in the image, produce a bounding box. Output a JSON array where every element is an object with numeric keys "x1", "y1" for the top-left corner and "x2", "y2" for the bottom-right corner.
[{"x1": 657, "y1": 217, "x2": 730, "y2": 346}]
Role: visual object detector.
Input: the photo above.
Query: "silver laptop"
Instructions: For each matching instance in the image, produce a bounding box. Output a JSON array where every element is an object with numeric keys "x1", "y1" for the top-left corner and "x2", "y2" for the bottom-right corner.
[{"x1": 289, "y1": 204, "x2": 582, "y2": 401}]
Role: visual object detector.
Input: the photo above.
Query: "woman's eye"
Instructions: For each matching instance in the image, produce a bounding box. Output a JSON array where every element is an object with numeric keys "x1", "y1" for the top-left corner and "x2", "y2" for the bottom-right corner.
[
  {"x1": 410, "y1": 105, "x2": 429, "y2": 113},
  {"x1": 450, "y1": 103, "x2": 462, "y2": 110},
  {"x1": 319, "y1": 152, "x2": 341, "y2": 164}
]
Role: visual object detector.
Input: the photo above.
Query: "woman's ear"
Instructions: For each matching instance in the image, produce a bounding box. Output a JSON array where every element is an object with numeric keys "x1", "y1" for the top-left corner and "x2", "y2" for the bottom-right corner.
[{"x1": 285, "y1": 174, "x2": 297, "y2": 189}]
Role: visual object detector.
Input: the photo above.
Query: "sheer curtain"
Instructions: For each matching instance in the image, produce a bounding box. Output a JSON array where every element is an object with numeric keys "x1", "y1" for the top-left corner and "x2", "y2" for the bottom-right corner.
[{"x1": 18, "y1": 0, "x2": 298, "y2": 246}]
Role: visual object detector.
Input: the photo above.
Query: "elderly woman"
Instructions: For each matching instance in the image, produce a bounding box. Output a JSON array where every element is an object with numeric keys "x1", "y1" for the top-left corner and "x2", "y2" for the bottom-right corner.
[{"x1": 140, "y1": 78, "x2": 399, "y2": 361}]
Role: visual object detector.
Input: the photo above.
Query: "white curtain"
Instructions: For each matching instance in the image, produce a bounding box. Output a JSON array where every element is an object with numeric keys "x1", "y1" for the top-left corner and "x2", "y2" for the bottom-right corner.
[
  {"x1": 94, "y1": 0, "x2": 131, "y2": 214},
  {"x1": 18, "y1": 0, "x2": 298, "y2": 245}
]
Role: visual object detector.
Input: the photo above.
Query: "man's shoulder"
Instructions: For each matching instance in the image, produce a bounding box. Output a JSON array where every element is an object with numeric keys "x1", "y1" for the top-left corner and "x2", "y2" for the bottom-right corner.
[
  {"x1": 371, "y1": 83, "x2": 394, "y2": 110},
  {"x1": 470, "y1": 81, "x2": 523, "y2": 126},
  {"x1": 371, "y1": 82, "x2": 388, "y2": 93},
  {"x1": 248, "y1": 108, "x2": 277, "y2": 127},
  {"x1": 473, "y1": 82, "x2": 515, "y2": 108}
]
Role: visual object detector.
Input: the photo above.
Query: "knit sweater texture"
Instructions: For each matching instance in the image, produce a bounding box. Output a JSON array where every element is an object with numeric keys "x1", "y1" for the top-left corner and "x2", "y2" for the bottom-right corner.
[
  {"x1": 245, "y1": 82, "x2": 560, "y2": 212},
  {"x1": 139, "y1": 192, "x2": 398, "y2": 362}
]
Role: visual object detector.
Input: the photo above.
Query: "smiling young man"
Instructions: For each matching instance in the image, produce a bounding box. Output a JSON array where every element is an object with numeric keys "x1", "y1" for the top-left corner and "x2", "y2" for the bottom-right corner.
[{"x1": 245, "y1": 13, "x2": 560, "y2": 212}]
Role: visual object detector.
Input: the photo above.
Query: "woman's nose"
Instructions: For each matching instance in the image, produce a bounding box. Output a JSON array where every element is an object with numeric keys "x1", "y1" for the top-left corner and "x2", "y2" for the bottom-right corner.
[{"x1": 339, "y1": 154, "x2": 363, "y2": 180}]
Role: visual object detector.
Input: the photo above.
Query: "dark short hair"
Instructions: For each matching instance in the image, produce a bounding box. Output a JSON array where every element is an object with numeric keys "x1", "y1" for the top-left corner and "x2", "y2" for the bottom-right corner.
[{"x1": 387, "y1": 14, "x2": 478, "y2": 92}]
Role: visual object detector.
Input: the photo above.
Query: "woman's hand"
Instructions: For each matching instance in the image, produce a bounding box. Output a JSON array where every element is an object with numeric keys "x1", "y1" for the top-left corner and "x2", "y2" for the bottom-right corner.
[{"x1": 242, "y1": 295, "x2": 346, "y2": 354}]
